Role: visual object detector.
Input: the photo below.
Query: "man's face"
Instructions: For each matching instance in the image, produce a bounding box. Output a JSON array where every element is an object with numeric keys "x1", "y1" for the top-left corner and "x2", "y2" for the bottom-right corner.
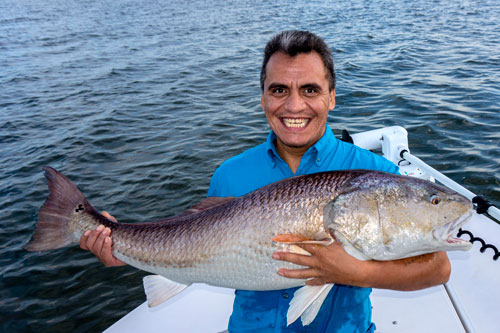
[{"x1": 261, "y1": 51, "x2": 335, "y2": 151}]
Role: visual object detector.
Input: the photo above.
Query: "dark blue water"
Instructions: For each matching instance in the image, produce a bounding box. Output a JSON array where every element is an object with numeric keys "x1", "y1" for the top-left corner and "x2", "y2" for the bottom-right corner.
[{"x1": 1, "y1": 0, "x2": 499, "y2": 331}]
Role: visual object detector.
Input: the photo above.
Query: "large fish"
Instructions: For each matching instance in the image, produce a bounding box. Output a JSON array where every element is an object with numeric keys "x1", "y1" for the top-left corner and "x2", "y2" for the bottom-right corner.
[{"x1": 25, "y1": 167, "x2": 473, "y2": 326}]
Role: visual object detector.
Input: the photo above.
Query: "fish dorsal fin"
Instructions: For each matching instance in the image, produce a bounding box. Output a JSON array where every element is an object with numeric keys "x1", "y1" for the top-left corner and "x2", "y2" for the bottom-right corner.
[
  {"x1": 178, "y1": 196, "x2": 237, "y2": 217},
  {"x1": 143, "y1": 275, "x2": 189, "y2": 307},
  {"x1": 287, "y1": 284, "x2": 334, "y2": 326}
]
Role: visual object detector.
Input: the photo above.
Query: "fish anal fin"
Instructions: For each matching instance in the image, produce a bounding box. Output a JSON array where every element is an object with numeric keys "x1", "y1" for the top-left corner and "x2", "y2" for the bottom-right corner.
[
  {"x1": 287, "y1": 284, "x2": 334, "y2": 326},
  {"x1": 143, "y1": 275, "x2": 189, "y2": 307}
]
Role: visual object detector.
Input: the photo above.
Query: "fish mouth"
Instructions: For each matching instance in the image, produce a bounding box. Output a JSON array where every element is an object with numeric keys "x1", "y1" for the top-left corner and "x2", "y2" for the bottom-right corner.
[
  {"x1": 281, "y1": 117, "x2": 310, "y2": 129},
  {"x1": 433, "y1": 210, "x2": 474, "y2": 248}
]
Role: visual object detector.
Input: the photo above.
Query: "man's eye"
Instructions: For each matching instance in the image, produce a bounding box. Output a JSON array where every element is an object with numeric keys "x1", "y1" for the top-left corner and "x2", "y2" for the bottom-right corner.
[
  {"x1": 304, "y1": 88, "x2": 317, "y2": 94},
  {"x1": 272, "y1": 88, "x2": 285, "y2": 94}
]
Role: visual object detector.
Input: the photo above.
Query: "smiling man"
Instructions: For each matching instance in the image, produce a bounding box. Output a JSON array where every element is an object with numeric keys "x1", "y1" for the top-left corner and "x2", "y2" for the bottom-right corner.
[
  {"x1": 207, "y1": 30, "x2": 450, "y2": 332},
  {"x1": 81, "y1": 30, "x2": 450, "y2": 332}
]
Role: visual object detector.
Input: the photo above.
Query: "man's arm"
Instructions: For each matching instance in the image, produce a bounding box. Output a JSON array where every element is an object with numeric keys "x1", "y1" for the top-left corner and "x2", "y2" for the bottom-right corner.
[
  {"x1": 79, "y1": 211, "x2": 126, "y2": 267},
  {"x1": 273, "y1": 241, "x2": 450, "y2": 291}
]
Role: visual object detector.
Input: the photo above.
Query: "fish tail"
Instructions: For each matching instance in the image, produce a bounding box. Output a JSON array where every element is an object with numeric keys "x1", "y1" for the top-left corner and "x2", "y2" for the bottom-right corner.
[{"x1": 24, "y1": 167, "x2": 97, "y2": 251}]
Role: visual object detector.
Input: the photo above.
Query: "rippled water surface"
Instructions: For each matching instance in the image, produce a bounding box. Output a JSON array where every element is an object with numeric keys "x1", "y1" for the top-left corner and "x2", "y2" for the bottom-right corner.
[{"x1": 1, "y1": 0, "x2": 499, "y2": 331}]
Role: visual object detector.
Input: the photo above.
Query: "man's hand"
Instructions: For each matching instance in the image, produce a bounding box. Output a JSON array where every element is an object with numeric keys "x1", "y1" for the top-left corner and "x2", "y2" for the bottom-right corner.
[
  {"x1": 80, "y1": 211, "x2": 126, "y2": 267},
  {"x1": 273, "y1": 241, "x2": 367, "y2": 286},
  {"x1": 272, "y1": 240, "x2": 450, "y2": 291}
]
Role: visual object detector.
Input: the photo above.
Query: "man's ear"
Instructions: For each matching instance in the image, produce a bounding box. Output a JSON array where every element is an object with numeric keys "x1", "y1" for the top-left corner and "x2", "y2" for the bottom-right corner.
[
  {"x1": 329, "y1": 89, "x2": 336, "y2": 110},
  {"x1": 261, "y1": 93, "x2": 265, "y2": 109}
]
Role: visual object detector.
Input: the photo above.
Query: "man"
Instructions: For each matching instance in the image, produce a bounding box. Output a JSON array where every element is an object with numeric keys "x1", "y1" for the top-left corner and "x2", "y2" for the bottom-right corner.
[{"x1": 81, "y1": 30, "x2": 450, "y2": 332}]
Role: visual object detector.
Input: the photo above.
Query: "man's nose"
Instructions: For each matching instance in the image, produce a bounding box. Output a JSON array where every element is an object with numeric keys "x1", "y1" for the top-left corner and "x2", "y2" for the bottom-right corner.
[{"x1": 284, "y1": 90, "x2": 305, "y2": 113}]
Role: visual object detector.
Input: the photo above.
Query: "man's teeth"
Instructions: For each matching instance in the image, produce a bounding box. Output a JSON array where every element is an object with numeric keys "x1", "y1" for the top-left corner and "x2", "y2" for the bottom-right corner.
[{"x1": 283, "y1": 118, "x2": 309, "y2": 128}]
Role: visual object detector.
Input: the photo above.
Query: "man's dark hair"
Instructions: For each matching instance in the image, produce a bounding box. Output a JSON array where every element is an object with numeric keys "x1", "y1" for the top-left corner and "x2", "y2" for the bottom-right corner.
[{"x1": 260, "y1": 30, "x2": 336, "y2": 92}]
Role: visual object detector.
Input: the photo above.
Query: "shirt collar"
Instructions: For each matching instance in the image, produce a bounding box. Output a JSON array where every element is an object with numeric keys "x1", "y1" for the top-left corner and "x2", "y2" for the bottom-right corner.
[
  {"x1": 265, "y1": 131, "x2": 280, "y2": 167},
  {"x1": 265, "y1": 125, "x2": 338, "y2": 167},
  {"x1": 313, "y1": 125, "x2": 337, "y2": 166}
]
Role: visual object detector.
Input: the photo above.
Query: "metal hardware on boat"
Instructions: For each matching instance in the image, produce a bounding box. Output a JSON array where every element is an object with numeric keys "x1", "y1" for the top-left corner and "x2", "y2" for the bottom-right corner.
[{"x1": 472, "y1": 196, "x2": 495, "y2": 215}]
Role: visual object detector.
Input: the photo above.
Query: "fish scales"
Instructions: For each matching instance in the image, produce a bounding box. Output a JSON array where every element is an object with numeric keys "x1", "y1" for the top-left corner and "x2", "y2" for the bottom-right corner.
[{"x1": 106, "y1": 171, "x2": 351, "y2": 290}]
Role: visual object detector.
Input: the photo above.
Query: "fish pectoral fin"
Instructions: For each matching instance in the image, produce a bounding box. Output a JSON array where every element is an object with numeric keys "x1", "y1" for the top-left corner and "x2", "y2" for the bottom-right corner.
[
  {"x1": 273, "y1": 234, "x2": 311, "y2": 243},
  {"x1": 272, "y1": 234, "x2": 333, "y2": 246},
  {"x1": 143, "y1": 275, "x2": 189, "y2": 307},
  {"x1": 287, "y1": 284, "x2": 334, "y2": 326},
  {"x1": 332, "y1": 231, "x2": 371, "y2": 261}
]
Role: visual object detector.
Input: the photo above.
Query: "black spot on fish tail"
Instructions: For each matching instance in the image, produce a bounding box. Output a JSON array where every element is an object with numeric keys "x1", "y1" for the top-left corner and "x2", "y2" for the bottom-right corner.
[{"x1": 75, "y1": 204, "x2": 84, "y2": 213}]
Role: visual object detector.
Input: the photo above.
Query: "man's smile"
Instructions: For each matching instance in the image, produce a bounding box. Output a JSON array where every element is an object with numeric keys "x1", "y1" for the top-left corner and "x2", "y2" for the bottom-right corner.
[{"x1": 281, "y1": 117, "x2": 310, "y2": 129}]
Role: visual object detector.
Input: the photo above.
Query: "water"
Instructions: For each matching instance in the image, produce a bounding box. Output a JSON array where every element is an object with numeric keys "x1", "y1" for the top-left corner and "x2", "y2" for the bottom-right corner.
[{"x1": 1, "y1": 0, "x2": 499, "y2": 331}]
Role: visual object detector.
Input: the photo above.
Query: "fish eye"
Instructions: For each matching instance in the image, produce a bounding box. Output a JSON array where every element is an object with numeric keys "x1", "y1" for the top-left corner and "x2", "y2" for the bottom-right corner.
[{"x1": 430, "y1": 194, "x2": 441, "y2": 205}]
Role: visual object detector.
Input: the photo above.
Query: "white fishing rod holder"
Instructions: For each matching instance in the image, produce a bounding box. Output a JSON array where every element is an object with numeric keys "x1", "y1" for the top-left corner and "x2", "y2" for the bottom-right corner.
[
  {"x1": 350, "y1": 126, "x2": 409, "y2": 163},
  {"x1": 350, "y1": 126, "x2": 427, "y2": 179}
]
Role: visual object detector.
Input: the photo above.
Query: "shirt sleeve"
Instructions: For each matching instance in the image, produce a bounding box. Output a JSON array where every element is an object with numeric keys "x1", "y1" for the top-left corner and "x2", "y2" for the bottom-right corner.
[{"x1": 207, "y1": 167, "x2": 222, "y2": 197}]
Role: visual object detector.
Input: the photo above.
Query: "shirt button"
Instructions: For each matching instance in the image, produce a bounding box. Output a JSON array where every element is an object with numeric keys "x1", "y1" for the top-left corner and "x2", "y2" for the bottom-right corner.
[
  {"x1": 283, "y1": 292, "x2": 289, "y2": 299},
  {"x1": 317, "y1": 158, "x2": 321, "y2": 162}
]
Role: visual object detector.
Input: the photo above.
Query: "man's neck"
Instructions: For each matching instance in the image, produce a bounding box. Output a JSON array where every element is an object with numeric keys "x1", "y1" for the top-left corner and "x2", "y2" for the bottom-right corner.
[{"x1": 275, "y1": 140, "x2": 310, "y2": 174}]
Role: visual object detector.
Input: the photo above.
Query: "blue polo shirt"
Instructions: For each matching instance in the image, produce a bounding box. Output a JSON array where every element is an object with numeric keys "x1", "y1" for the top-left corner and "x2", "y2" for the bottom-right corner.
[{"x1": 208, "y1": 126, "x2": 399, "y2": 332}]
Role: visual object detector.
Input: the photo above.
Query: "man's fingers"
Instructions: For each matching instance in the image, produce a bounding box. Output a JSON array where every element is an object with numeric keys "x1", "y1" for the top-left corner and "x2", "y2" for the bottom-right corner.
[
  {"x1": 100, "y1": 235, "x2": 115, "y2": 266},
  {"x1": 79, "y1": 223, "x2": 126, "y2": 267},
  {"x1": 95, "y1": 227, "x2": 110, "y2": 251},
  {"x1": 80, "y1": 230, "x2": 91, "y2": 250},
  {"x1": 80, "y1": 209, "x2": 116, "y2": 252},
  {"x1": 100, "y1": 236, "x2": 126, "y2": 267},
  {"x1": 84, "y1": 225, "x2": 105, "y2": 251},
  {"x1": 278, "y1": 267, "x2": 318, "y2": 280},
  {"x1": 273, "y1": 251, "x2": 315, "y2": 267},
  {"x1": 92, "y1": 226, "x2": 109, "y2": 256}
]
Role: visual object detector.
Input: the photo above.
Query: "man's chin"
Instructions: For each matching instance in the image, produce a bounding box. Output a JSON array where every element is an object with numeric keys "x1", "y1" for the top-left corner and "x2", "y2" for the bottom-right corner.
[
  {"x1": 276, "y1": 138, "x2": 315, "y2": 150},
  {"x1": 282, "y1": 142, "x2": 309, "y2": 149}
]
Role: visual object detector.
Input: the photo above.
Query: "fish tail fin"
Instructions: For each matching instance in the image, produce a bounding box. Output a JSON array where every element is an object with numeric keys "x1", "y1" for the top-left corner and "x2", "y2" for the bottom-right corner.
[{"x1": 24, "y1": 167, "x2": 94, "y2": 251}]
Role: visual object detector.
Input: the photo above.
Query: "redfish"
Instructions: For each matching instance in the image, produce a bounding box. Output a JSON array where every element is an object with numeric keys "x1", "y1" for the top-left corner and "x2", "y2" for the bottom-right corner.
[{"x1": 25, "y1": 167, "x2": 473, "y2": 326}]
